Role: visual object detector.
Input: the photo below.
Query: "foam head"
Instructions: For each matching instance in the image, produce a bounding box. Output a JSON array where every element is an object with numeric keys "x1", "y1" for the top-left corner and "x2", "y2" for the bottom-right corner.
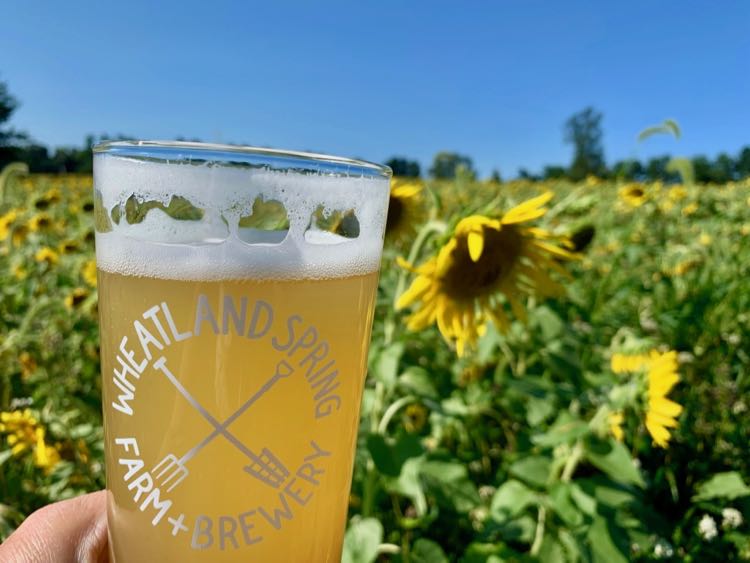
[{"x1": 93, "y1": 142, "x2": 391, "y2": 280}]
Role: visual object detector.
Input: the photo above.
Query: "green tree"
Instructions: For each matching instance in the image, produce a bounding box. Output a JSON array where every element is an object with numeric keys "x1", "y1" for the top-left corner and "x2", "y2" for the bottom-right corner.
[
  {"x1": 565, "y1": 106, "x2": 606, "y2": 180},
  {"x1": 385, "y1": 157, "x2": 421, "y2": 178},
  {"x1": 0, "y1": 78, "x2": 29, "y2": 168},
  {"x1": 712, "y1": 152, "x2": 735, "y2": 183},
  {"x1": 692, "y1": 155, "x2": 712, "y2": 183},
  {"x1": 489, "y1": 169, "x2": 502, "y2": 183},
  {"x1": 736, "y1": 146, "x2": 750, "y2": 179},
  {"x1": 429, "y1": 151, "x2": 475, "y2": 179},
  {"x1": 542, "y1": 165, "x2": 566, "y2": 180},
  {"x1": 645, "y1": 155, "x2": 677, "y2": 181},
  {"x1": 611, "y1": 159, "x2": 644, "y2": 180},
  {"x1": 0, "y1": 81, "x2": 18, "y2": 139}
]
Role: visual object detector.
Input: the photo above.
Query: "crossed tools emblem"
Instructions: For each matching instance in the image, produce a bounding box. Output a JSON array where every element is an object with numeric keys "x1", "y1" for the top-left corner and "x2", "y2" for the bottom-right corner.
[{"x1": 150, "y1": 356, "x2": 294, "y2": 493}]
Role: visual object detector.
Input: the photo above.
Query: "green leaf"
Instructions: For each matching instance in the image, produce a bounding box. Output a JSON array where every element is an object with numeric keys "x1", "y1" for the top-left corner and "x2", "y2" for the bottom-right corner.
[
  {"x1": 441, "y1": 396, "x2": 469, "y2": 416},
  {"x1": 0, "y1": 449, "x2": 14, "y2": 467},
  {"x1": 637, "y1": 119, "x2": 681, "y2": 142},
  {"x1": 591, "y1": 480, "x2": 638, "y2": 509},
  {"x1": 569, "y1": 482, "x2": 597, "y2": 516},
  {"x1": 93, "y1": 189, "x2": 112, "y2": 232},
  {"x1": 110, "y1": 204, "x2": 121, "y2": 225},
  {"x1": 239, "y1": 197, "x2": 289, "y2": 230},
  {"x1": 490, "y1": 479, "x2": 538, "y2": 522},
  {"x1": 496, "y1": 515, "x2": 536, "y2": 543},
  {"x1": 460, "y1": 543, "x2": 526, "y2": 563},
  {"x1": 398, "y1": 366, "x2": 439, "y2": 399},
  {"x1": 372, "y1": 343, "x2": 404, "y2": 392},
  {"x1": 539, "y1": 536, "x2": 566, "y2": 563},
  {"x1": 366, "y1": 433, "x2": 423, "y2": 477},
  {"x1": 693, "y1": 472, "x2": 750, "y2": 501},
  {"x1": 548, "y1": 483, "x2": 584, "y2": 527},
  {"x1": 410, "y1": 539, "x2": 448, "y2": 563},
  {"x1": 509, "y1": 456, "x2": 551, "y2": 488},
  {"x1": 124, "y1": 194, "x2": 158, "y2": 224},
  {"x1": 666, "y1": 157, "x2": 695, "y2": 185},
  {"x1": 585, "y1": 438, "x2": 645, "y2": 488},
  {"x1": 535, "y1": 306, "x2": 564, "y2": 340},
  {"x1": 558, "y1": 529, "x2": 583, "y2": 562},
  {"x1": 531, "y1": 413, "x2": 589, "y2": 448},
  {"x1": 587, "y1": 515, "x2": 630, "y2": 563},
  {"x1": 386, "y1": 457, "x2": 427, "y2": 516},
  {"x1": 162, "y1": 195, "x2": 204, "y2": 221},
  {"x1": 526, "y1": 397, "x2": 555, "y2": 426},
  {"x1": 341, "y1": 517, "x2": 383, "y2": 563},
  {"x1": 420, "y1": 461, "x2": 480, "y2": 513},
  {"x1": 309, "y1": 204, "x2": 359, "y2": 237}
]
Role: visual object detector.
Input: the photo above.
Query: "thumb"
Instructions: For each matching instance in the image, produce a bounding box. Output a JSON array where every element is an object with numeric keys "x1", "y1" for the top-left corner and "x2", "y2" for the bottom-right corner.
[{"x1": 0, "y1": 491, "x2": 108, "y2": 563}]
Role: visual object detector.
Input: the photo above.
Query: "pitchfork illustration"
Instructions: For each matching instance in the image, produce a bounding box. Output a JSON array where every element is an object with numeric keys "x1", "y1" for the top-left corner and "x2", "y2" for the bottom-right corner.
[{"x1": 151, "y1": 356, "x2": 294, "y2": 493}]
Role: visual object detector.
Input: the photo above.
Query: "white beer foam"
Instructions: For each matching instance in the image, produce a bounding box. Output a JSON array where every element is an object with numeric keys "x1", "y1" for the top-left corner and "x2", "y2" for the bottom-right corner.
[{"x1": 94, "y1": 154, "x2": 389, "y2": 280}]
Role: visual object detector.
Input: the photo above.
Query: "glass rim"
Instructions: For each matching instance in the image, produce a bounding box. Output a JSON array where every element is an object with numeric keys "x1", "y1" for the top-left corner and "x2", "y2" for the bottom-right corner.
[{"x1": 93, "y1": 140, "x2": 392, "y2": 179}]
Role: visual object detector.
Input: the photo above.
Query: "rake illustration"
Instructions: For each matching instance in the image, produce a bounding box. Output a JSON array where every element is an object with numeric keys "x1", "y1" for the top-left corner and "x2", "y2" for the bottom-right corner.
[{"x1": 151, "y1": 357, "x2": 294, "y2": 493}]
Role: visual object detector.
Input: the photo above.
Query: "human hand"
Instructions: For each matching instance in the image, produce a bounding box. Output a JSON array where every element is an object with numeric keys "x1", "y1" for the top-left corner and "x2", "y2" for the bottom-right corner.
[{"x1": 0, "y1": 491, "x2": 107, "y2": 563}]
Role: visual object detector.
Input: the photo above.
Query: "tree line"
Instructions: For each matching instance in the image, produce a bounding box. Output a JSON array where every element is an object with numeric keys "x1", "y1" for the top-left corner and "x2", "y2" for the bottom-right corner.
[{"x1": 1, "y1": 79, "x2": 748, "y2": 183}]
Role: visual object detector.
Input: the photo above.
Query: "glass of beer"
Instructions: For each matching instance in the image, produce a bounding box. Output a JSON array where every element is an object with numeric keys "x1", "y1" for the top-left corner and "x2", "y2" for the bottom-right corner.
[{"x1": 93, "y1": 141, "x2": 391, "y2": 561}]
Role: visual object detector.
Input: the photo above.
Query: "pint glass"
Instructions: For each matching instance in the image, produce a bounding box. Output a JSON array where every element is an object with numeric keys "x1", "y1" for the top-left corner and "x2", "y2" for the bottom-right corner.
[{"x1": 93, "y1": 141, "x2": 391, "y2": 561}]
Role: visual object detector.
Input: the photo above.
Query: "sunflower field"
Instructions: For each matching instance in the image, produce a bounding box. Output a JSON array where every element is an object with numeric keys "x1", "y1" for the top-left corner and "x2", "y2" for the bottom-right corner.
[{"x1": 1, "y1": 164, "x2": 750, "y2": 561}]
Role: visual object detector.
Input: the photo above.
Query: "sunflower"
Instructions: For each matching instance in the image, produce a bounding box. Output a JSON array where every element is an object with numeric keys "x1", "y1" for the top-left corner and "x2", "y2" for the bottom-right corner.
[
  {"x1": 58, "y1": 239, "x2": 80, "y2": 254},
  {"x1": 611, "y1": 352, "x2": 651, "y2": 374},
  {"x1": 611, "y1": 349, "x2": 682, "y2": 448},
  {"x1": 0, "y1": 409, "x2": 59, "y2": 469},
  {"x1": 397, "y1": 192, "x2": 576, "y2": 355},
  {"x1": 645, "y1": 351, "x2": 682, "y2": 448},
  {"x1": 65, "y1": 287, "x2": 90, "y2": 310},
  {"x1": 82, "y1": 259, "x2": 98, "y2": 287},
  {"x1": 386, "y1": 178, "x2": 424, "y2": 243},
  {"x1": 403, "y1": 403, "x2": 428, "y2": 433},
  {"x1": 18, "y1": 352, "x2": 37, "y2": 379},
  {"x1": 619, "y1": 183, "x2": 648, "y2": 208},
  {"x1": 28, "y1": 212, "x2": 53, "y2": 232},
  {"x1": 682, "y1": 202, "x2": 699, "y2": 216},
  {"x1": 35, "y1": 247, "x2": 59, "y2": 265},
  {"x1": 668, "y1": 185, "x2": 688, "y2": 202},
  {"x1": 11, "y1": 262, "x2": 27, "y2": 280},
  {"x1": 0, "y1": 209, "x2": 18, "y2": 241},
  {"x1": 609, "y1": 411, "x2": 625, "y2": 442},
  {"x1": 11, "y1": 224, "x2": 29, "y2": 247}
]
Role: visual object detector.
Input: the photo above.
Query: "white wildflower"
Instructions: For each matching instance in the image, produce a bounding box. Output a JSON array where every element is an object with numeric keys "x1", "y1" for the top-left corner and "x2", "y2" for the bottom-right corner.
[
  {"x1": 699, "y1": 514, "x2": 718, "y2": 540},
  {"x1": 722, "y1": 507, "x2": 743, "y2": 529},
  {"x1": 653, "y1": 538, "x2": 674, "y2": 558}
]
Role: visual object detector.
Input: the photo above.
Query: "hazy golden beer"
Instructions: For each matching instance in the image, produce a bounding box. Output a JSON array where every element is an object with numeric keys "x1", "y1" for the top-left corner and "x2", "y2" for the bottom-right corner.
[{"x1": 94, "y1": 141, "x2": 390, "y2": 562}]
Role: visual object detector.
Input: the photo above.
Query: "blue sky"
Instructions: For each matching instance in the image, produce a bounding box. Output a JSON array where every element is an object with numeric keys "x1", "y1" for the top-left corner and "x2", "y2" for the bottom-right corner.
[{"x1": 2, "y1": 1, "x2": 748, "y2": 177}]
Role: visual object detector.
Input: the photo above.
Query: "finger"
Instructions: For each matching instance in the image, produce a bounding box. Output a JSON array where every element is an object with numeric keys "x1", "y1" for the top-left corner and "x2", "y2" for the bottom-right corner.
[{"x1": 0, "y1": 490, "x2": 108, "y2": 563}]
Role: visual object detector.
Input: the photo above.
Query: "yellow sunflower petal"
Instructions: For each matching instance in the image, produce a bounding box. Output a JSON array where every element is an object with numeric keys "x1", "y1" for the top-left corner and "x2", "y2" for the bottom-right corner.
[
  {"x1": 609, "y1": 412, "x2": 625, "y2": 441},
  {"x1": 645, "y1": 418, "x2": 672, "y2": 448},
  {"x1": 501, "y1": 192, "x2": 554, "y2": 224},
  {"x1": 649, "y1": 396, "x2": 683, "y2": 418},
  {"x1": 467, "y1": 231, "x2": 484, "y2": 262},
  {"x1": 647, "y1": 410, "x2": 679, "y2": 429},
  {"x1": 406, "y1": 301, "x2": 438, "y2": 330},
  {"x1": 435, "y1": 240, "x2": 457, "y2": 276},
  {"x1": 392, "y1": 184, "x2": 422, "y2": 199},
  {"x1": 649, "y1": 371, "x2": 680, "y2": 398},
  {"x1": 533, "y1": 240, "x2": 579, "y2": 260},
  {"x1": 396, "y1": 276, "x2": 432, "y2": 310}
]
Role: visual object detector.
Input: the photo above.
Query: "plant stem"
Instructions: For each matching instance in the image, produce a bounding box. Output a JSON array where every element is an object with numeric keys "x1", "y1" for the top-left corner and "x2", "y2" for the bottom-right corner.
[
  {"x1": 377, "y1": 395, "x2": 416, "y2": 435},
  {"x1": 561, "y1": 440, "x2": 584, "y2": 483},
  {"x1": 529, "y1": 505, "x2": 547, "y2": 557}
]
